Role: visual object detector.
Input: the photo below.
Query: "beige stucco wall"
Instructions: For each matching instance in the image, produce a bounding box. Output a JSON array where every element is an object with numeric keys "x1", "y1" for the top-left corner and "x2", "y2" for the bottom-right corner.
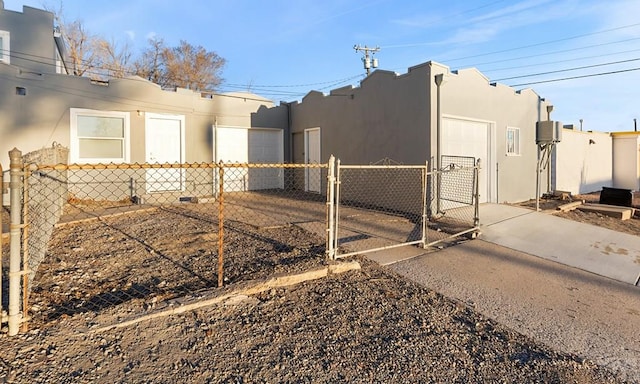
[
  {"x1": 290, "y1": 66, "x2": 431, "y2": 166},
  {"x1": 0, "y1": 64, "x2": 286, "y2": 170},
  {"x1": 289, "y1": 61, "x2": 550, "y2": 203},
  {"x1": 553, "y1": 129, "x2": 612, "y2": 194},
  {"x1": 0, "y1": 4, "x2": 59, "y2": 73},
  {"x1": 434, "y1": 65, "x2": 549, "y2": 203}
]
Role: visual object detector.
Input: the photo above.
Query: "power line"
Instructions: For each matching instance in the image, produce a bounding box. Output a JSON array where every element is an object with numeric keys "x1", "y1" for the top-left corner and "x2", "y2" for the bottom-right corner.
[
  {"x1": 460, "y1": 37, "x2": 640, "y2": 69},
  {"x1": 509, "y1": 66, "x2": 640, "y2": 87},
  {"x1": 481, "y1": 47, "x2": 640, "y2": 74},
  {"x1": 223, "y1": 74, "x2": 363, "y2": 89},
  {"x1": 492, "y1": 57, "x2": 640, "y2": 81}
]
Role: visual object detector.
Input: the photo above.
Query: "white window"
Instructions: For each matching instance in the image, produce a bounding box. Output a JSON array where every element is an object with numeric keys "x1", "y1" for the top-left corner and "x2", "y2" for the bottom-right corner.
[
  {"x1": 0, "y1": 30, "x2": 10, "y2": 64},
  {"x1": 506, "y1": 127, "x2": 520, "y2": 156},
  {"x1": 70, "y1": 109, "x2": 130, "y2": 163}
]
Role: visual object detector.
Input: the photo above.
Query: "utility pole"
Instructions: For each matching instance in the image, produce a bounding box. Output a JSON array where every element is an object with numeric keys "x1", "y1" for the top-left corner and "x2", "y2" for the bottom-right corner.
[{"x1": 354, "y1": 45, "x2": 380, "y2": 76}]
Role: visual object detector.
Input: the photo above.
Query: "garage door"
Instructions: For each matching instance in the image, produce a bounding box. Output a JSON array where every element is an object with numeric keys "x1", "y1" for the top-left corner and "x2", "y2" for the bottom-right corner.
[
  {"x1": 442, "y1": 117, "x2": 492, "y2": 203},
  {"x1": 214, "y1": 127, "x2": 284, "y2": 191}
]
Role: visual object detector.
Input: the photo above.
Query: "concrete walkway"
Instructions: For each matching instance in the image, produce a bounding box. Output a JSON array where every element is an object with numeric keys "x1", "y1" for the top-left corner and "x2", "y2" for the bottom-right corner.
[
  {"x1": 478, "y1": 203, "x2": 640, "y2": 286},
  {"x1": 369, "y1": 203, "x2": 640, "y2": 286}
]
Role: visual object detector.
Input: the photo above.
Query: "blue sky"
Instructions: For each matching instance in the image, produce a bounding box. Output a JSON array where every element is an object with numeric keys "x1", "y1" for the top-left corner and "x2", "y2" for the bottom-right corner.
[{"x1": 5, "y1": 0, "x2": 640, "y2": 131}]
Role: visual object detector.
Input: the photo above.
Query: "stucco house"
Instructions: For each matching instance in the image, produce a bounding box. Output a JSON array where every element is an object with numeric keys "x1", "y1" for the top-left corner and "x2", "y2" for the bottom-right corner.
[
  {"x1": 0, "y1": 3, "x2": 287, "y2": 199},
  {"x1": 276, "y1": 61, "x2": 553, "y2": 203}
]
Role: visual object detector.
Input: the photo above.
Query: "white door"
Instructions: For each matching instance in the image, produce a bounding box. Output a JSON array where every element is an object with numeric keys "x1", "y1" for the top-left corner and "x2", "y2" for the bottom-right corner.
[
  {"x1": 442, "y1": 117, "x2": 491, "y2": 203},
  {"x1": 214, "y1": 127, "x2": 284, "y2": 191},
  {"x1": 145, "y1": 114, "x2": 185, "y2": 192},
  {"x1": 304, "y1": 128, "x2": 321, "y2": 193}
]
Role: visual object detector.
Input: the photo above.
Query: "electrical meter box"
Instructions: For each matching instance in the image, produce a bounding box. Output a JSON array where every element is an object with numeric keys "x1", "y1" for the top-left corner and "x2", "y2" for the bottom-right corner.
[{"x1": 536, "y1": 121, "x2": 562, "y2": 144}]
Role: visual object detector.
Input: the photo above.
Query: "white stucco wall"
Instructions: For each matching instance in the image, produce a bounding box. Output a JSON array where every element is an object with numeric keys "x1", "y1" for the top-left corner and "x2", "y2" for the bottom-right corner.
[
  {"x1": 612, "y1": 133, "x2": 640, "y2": 190},
  {"x1": 553, "y1": 129, "x2": 612, "y2": 194}
]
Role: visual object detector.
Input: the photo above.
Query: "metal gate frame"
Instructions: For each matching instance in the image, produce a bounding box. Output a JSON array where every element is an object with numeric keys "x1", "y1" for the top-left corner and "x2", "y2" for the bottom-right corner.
[
  {"x1": 327, "y1": 159, "x2": 480, "y2": 260},
  {"x1": 328, "y1": 160, "x2": 429, "y2": 260}
]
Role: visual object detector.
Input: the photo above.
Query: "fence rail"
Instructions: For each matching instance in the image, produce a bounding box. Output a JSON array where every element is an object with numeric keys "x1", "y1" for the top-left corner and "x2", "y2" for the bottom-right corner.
[{"x1": 1, "y1": 149, "x2": 479, "y2": 336}]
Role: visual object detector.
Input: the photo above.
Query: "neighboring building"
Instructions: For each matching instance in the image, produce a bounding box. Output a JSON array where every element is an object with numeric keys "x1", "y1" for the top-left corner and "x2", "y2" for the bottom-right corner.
[
  {"x1": 282, "y1": 61, "x2": 553, "y2": 203},
  {"x1": 0, "y1": 62, "x2": 286, "y2": 193},
  {"x1": 0, "y1": 3, "x2": 287, "y2": 201},
  {"x1": 0, "y1": 1, "x2": 68, "y2": 74},
  {"x1": 552, "y1": 128, "x2": 612, "y2": 195}
]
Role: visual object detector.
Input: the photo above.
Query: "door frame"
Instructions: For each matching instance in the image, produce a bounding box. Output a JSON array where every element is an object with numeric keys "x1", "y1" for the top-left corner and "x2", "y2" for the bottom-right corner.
[
  {"x1": 145, "y1": 112, "x2": 186, "y2": 192},
  {"x1": 304, "y1": 127, "x2": 321, "y2": 193}
]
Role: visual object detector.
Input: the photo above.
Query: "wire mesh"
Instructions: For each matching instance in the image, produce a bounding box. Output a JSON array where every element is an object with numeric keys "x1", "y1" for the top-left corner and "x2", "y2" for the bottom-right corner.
[
  {"x1": 334, "y1": 165, "x2": 427, "y2": 258},
  {"x1": 4, "y1": 154, "x2": 479, "y2": 333},
  {"x1": 19, "y1": 161, "x2": 329, "y2": 329},
  {"x1": 426, "y1": 158, "x2": 480, "y2": 247}
]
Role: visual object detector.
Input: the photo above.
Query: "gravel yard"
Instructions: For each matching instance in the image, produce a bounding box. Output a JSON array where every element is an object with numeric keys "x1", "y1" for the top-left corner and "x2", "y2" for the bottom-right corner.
[
  {"x1": 0, "y1": 195, "x2": 637, "y2": 383},
  {"x1": 0, "y1": 257, "x2": 627, "y2": 383}
]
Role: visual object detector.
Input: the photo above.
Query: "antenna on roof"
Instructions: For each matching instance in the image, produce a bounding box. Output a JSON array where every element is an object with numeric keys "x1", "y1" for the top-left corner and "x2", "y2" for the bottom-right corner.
[{"x1": 354, "y1": 45, "x2": 380, "y2": 76}]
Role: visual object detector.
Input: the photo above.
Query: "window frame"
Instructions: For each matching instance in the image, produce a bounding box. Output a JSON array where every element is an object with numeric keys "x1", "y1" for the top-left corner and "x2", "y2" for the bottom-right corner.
[
  {"x1": 0, "y1": 30, "x2": 10, "y2": 64},
  {"x1": 70, "y1": 108, "x2": 130, "y2": 164},
  {"x1": 506, "y1": 126, "x2": 521, "y2": 156}
]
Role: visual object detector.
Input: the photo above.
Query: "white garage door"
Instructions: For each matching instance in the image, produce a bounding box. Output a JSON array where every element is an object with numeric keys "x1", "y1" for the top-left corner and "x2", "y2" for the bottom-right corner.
[
  {"x1": 214, "y1": 127, "x2": 284, "y2": 192},
  {"x1": 442, "y1": 117, "x2": 492, "y2": 203}
]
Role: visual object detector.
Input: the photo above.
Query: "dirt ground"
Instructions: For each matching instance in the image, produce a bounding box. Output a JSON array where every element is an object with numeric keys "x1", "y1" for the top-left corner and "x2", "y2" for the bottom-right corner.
[{"x1": 0, "y1": 193, "x2": 638, "y2": 383}]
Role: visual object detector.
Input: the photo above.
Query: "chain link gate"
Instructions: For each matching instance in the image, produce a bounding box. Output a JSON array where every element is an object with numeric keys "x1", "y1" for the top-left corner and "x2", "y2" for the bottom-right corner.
[{"x1": 329, "y1": 158, "x2": 480, "y2": 259}]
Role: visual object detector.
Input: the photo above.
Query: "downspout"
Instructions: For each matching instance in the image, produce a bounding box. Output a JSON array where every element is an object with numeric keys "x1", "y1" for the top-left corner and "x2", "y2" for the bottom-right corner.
[
  {"x1": 434, "y1": 73, "x2": 445, "y2": 214},
  {"x1": 213, "y1": 116, "x2": 218, "y2": 197},
  {"x1": 286, "y1": 102, "x2": 293, "y2": 163},
  {"x1": 213, "y1": 116, "x2": 218, "y2": 162},
  {"x1": 535, "y1": 97, "x2": 543, "y2": 211}
]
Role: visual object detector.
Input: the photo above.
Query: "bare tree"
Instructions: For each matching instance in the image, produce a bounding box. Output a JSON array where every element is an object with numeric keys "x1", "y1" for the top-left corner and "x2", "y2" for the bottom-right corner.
[
  {"x1": 47, "y1": 3, "x2": 225, "y2": 88},
  {"x1": 132, "y1": 37, "x2": 166, "y2": 85},
  {"x1": 162, "y1": 40, "x2": 225, "y2": 91},
  {"x1": 96, "y1": 38, "x2": 133, "y2": 79},
  {"x1": 59, "y1": 19, "x2": 103, "y2": 77}
]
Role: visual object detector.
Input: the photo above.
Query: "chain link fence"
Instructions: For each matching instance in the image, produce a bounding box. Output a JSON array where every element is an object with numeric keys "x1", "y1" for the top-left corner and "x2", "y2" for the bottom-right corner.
[
  {"x1": 1, "y1": 149, "x2": 479, "y2": 335},
  {"x1": 2, "y1": 149, "x2": 330, "y2": 334}
]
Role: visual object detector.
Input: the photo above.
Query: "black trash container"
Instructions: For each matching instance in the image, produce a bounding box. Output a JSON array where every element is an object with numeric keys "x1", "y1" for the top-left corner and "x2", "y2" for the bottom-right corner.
[{"x1": 599, "y1": 186, "x2": 633, "y2": 207}]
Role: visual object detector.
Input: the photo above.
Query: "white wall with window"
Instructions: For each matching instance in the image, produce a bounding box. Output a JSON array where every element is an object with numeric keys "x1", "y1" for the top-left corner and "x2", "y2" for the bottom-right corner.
[
  {"x1": 70, "y1": 108, "x2": 130, "y2": 163},
  {"x1": 0, "y1": 30, "x2": 10, "y2": 64},
  {"x1": 506, "y1": 127, "x2": 520, "y2": 156}
]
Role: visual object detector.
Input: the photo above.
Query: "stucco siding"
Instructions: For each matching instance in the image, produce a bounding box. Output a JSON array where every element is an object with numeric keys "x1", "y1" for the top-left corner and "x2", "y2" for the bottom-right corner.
[
  {"x1": 436, "y1": 66, "x2": 547, "y2": 203},
  {"x1": 288, "y1": 61, "x2": 550, "y2": 203},
  {"x1": 290, "y1": 66, "x2": 431, "y2": 166},
  {"x1": 553, "y1": 129, "x2": 612, "y2": 194},
  {"x1": 0, "y1": 64, "x2": 280, "y2": 170},
  {"x1": 0, "y1": 5, "x2": 58, "y2": 73}
]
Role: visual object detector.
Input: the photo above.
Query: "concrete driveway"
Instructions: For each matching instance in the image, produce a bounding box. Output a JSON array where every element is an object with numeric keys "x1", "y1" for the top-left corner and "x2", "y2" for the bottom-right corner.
[
  {"x1": 388, "y1": 240, "x2": 640, "y2": 383},
  {"x1": 479, "y1": 203, "x2": 640, "y2": 286},
  {"x1": 369, "y1": 203, "x2": 640, "y2": 381}
]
